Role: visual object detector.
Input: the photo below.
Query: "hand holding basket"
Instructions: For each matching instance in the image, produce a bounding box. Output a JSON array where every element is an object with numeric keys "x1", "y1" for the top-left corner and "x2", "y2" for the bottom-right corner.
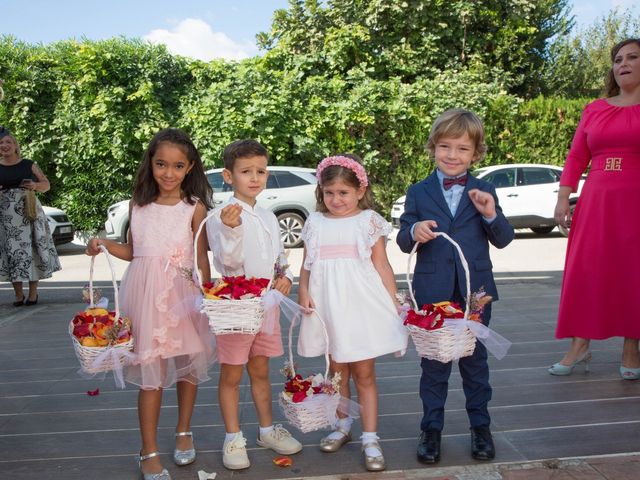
[
  {"x1": 279, "y1": 310, "x2": 342, "y2": 433},
  {"x1": 193, "y1": 208, "x2": 273, "y2": 335},
  {"x1": 404, "y1": 233, "x2": 511, "y2": 362},
  {"x1": 69, "y1": 245, "x2": 134, "y2": 386},
  {"x1": 404, "y1": 233, "x2": 478, "y2": 362}
]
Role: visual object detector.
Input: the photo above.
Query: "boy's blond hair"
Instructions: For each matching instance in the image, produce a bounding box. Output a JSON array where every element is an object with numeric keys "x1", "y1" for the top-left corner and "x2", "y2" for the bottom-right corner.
[{"x1": 426, "y1": 109, "x2": 487, "y2": 162}]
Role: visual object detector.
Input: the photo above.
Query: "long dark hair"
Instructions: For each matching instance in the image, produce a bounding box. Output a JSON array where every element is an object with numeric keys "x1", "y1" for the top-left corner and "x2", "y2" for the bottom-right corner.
[
  {"x1": 604, "y1": 38, "x2": 640, "y2": 98},
  {"x1": 132, "y1": 128, "x2": 213, "y2": 209}
]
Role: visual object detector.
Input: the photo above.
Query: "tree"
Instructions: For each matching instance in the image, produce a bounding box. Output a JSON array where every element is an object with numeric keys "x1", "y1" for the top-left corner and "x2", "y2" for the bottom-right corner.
[
  {"x1": 543, "y1": 7, "x2": 640, "y2": 98},
  {"x1": 257, "y1": 0, "x2": 573, "y2": 96}
]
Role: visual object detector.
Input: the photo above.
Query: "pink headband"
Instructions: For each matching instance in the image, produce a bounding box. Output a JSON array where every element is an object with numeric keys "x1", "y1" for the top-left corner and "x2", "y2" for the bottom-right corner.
[{"x1": 316, "y1": 156, "x2": 369, "y2": 187}]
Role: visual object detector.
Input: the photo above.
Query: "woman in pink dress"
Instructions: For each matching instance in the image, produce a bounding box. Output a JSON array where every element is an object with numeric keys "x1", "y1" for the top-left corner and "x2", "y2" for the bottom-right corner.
[
  {"x1": 87, "y1": 129, "x2": 215, "y2": 479},
  {"x1": 549, "y1": 38, "x2": 640, "y2": 379}
]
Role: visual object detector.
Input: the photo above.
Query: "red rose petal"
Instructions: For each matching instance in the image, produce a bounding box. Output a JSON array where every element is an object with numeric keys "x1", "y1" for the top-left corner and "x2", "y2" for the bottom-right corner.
[{"x1": 273, "y1": 456, "x2": 292, "y2": 467}]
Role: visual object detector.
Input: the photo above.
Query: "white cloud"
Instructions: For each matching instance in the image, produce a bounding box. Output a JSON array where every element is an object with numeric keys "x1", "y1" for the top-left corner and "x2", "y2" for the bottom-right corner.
[{"x1": 144, "y1": 18, "x2": 258, "y2": 61}]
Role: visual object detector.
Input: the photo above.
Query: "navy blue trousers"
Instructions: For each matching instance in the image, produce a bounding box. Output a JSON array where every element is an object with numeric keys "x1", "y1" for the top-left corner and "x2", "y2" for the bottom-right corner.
[{"x1": 419, "y1": 291, "x2": 492, "y2": 432}]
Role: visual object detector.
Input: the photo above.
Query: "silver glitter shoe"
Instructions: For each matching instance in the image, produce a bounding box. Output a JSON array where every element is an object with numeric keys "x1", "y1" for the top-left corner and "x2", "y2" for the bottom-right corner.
[
  {"x1": 138, "y1": 451, "x2": 172, "y2": 480},
  {"x1": 173, "y1": 431, "x2": 196, "y2": 466},
  {"x1": 362, "y1": 440, "x2": 386, "y2": 471}
]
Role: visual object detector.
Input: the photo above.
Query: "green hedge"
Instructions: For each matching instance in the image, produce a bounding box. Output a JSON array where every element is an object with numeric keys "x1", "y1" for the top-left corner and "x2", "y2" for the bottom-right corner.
[{"x1": 0, "y1": 37, "x2": 592, "y2": 230}]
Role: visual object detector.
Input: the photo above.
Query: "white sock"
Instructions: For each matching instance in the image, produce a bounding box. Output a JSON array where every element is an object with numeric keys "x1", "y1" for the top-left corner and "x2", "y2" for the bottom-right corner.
[
  {"x1": 259, "y1": 425, "x2": 274, "y2": 439},
  {"x1": 225, "y1": 431, "x2": 242, "y2": 443},
  {"x1": 361, "y1": 431, "x2": 382, "y2": 457},
  {"x1": 326, "y1": 417, "x2": 353, "y2": 440}
]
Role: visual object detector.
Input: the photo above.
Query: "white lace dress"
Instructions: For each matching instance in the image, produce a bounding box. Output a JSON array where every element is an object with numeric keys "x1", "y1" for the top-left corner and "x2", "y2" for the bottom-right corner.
[{"x1": 298, "y1": 210, "x2": 408, "y2": 363}]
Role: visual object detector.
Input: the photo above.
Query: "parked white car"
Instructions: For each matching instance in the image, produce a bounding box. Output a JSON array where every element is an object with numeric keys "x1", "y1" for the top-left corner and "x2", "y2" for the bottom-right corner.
[
  {"x1": 390, "y1": 164, "x2": 585, "y2": 236},
  {"x1": 42, "y1": 206, "x2": 75, "y2": 245},
  {"x1": 105, "y1": 166, "x2": 317, "y2": 248}
]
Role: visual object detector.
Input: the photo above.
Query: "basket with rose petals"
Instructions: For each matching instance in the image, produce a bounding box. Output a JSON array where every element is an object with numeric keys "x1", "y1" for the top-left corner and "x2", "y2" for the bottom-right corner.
[{"x1": 69, "y1": 245, "x2": 133, "y2": 374}]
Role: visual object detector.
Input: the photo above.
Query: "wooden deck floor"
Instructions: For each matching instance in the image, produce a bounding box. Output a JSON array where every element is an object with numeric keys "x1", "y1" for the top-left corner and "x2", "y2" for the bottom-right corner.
[{"x1": 1, "y1": 273, "x2": 639, "y2": 479}]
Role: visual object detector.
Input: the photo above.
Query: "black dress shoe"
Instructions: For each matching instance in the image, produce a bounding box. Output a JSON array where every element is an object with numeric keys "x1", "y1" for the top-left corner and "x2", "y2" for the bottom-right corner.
[
  {"x1": 417, "y1": 429, "x2": 441, "y2": 464},
  {"x1": 13, "y1": 297, "x2": 25, "y2": 307},
  {"x1": 470, "y1": 426, "x2": 495, "y2": 460}
]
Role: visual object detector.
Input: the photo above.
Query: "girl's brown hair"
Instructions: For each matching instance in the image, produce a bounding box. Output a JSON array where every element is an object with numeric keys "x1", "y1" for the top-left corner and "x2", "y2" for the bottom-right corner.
[
  {"x1": 604, "y1": 38, "x2": 640, "y2": 98},
  {"x1": 315, "y1": 154, "x2": 374, "y2": 212},
  {"x1": 132, "y1": 128, "x2": 213, "y2": 209}
]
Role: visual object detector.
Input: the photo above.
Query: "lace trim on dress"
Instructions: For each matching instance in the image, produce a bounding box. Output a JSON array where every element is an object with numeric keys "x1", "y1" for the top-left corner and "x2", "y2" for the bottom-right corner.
[
  {"x1": 355, "y1": 210, "x2": 392, "y2": 259},
  {"x1": 302, "y1": 212, "x2": 321, "y2": 270}
]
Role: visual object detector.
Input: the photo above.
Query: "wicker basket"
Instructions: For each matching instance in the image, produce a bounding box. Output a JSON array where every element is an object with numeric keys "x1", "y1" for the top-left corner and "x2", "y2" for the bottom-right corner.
[
  {"x1": 193, "y1": 209, "x2": 275, "y2": 335},
  {"x1": 405, "y1": 233, "x2": 477, "y2": 362},
  {"x1": 279, "y1": 311, "x2": 341, "y2": 433},
  {"x1": 69, "y1": 245, "x2": 134, "y2": 374}
]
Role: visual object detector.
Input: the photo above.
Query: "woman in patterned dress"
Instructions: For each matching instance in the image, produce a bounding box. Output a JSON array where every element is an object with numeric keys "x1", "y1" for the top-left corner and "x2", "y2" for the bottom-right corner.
[{"x1": 0, "y1": 128, "x2": 60, "y2": 306}]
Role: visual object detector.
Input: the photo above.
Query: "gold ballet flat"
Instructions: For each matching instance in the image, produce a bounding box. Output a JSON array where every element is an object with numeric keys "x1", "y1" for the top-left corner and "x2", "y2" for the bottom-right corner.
[
  {"x1": 319, "y1": 428, "x2": 351, "y2": 453},
  {"x1": 362, "y1": 440, "x2": 386, "y2": 472}
]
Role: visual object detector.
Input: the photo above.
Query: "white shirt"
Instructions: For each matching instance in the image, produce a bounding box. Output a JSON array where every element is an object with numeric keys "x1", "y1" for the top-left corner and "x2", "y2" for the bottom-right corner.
[{"x1": 205, "y1": 197, "x2": 292, "y2": 281}]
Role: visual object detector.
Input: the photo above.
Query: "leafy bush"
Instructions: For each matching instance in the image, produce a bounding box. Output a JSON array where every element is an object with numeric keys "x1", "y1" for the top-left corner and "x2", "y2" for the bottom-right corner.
[{"x1": 0, "y1": 36, "x2": 591, "y2": 228}]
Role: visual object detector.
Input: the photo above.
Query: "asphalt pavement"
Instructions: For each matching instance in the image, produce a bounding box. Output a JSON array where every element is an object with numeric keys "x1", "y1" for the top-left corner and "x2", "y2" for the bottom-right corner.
[{"x1": 1, "y1": 229, "x2": 639, "y2": 480}]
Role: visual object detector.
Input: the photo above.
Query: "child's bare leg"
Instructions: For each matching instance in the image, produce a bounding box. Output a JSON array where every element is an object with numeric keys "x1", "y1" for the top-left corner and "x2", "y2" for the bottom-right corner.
[
  {"x1": 175, "y1": 380, "x2": 197, "y2": 450},
  {"x1": 330, "y1": 359, "x2": 351, "y2": 419},
  {"x1": 247, "y1": 355, "x2": 272, "y2": 427},
  {"x1": 350, "y1": 358, "x2": 378, "y2": 432},
  {"x1": 250, "y1": 355, "x2": 302, "y2": 454},
  {"x1": 321, "y1": 359, "x2": 353, "y2": 450},
  {"x1": 138, "y1": 388, "x2": 164, "y2": 474},
  {"x1": 219, "y1": 363, "x2": 245, "y2": 433}
]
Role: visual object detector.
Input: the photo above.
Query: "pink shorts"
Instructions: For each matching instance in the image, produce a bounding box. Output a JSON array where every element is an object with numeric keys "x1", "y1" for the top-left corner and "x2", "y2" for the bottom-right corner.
[{"x1": 215, "y1": 322, "x2": 284, "y2": 365}]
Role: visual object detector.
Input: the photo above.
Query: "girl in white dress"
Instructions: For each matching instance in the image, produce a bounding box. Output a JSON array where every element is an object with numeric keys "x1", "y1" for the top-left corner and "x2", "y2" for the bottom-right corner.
[{"x1": 298, "y1": 155, "x2": 408, "y2": 472}]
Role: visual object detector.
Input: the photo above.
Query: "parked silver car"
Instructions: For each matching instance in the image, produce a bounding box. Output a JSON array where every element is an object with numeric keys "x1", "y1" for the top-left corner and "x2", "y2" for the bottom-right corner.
[{"x1": 104, "y1": 166, "x2": 317, "y2": 248}]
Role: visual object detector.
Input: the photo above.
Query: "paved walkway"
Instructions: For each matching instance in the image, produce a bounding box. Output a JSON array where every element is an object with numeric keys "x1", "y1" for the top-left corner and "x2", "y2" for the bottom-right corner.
[{"x1": 271, "y1": 453, "x2": 640, "y2": 479}]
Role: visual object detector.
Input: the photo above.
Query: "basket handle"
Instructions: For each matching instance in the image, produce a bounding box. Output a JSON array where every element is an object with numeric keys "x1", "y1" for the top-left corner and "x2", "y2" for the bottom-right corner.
[
  {"x1": 405, "y1": 232, "x2": 471, "y2": 319},
  {"x1": 89, "y1": 244, "x2": 121, "y2": 321},
  {"x1": 192, "y1": 206, "x2": 276, "y2": 293},
  {"x1": 287, "y1": 310, "x2": 331, "y2": 380}
]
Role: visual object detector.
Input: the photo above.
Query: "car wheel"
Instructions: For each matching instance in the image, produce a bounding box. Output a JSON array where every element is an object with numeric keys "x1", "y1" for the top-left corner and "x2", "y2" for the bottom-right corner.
[
  {"x1": 558, "y1": 203, "x2": 576, "y2": 237},
  {"x1": 277, "y1": 212, "x2": 305, "y2": 248},
  {"x1": 530, "y1": 226, "x2": 555, "y2": 235}
]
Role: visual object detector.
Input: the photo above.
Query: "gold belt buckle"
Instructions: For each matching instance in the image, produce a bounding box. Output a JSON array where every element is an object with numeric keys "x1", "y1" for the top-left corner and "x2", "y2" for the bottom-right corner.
[{"x1": 604, "y1": 157, "x2": 622, "y2": 171}]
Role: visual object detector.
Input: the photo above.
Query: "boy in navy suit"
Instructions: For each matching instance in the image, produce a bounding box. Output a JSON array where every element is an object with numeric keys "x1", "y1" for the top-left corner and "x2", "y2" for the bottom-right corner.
[{"x1": 396, "y1": 109, "x2": 514, "y2": 463}]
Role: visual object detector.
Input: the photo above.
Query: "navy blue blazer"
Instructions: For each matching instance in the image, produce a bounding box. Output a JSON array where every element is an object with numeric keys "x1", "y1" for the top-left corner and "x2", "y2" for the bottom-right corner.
[{"x1": 396, "y1": 171, "x2": 514, "y2": 307}]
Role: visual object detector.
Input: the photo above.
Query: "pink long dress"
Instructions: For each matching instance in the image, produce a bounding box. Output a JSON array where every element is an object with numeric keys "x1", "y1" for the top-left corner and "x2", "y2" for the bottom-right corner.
[
  {"x1": 556, "y1": 99, "x2": 640, "y2": 339},
  {"x1": 121, "y1": 200, "x2": 215, "y2": 389}
]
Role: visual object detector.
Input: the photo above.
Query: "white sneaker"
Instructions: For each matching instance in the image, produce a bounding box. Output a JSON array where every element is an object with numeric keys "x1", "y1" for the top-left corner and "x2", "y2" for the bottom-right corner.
[
  {"x1": 223, "y1": 433, "x2": 250, "y2": 470},
  {"x1": 256, "y1": 424, "x2": 303, "y2": 455}
]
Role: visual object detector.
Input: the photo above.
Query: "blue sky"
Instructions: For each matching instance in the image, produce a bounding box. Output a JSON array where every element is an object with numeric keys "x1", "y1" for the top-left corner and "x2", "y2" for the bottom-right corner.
[{"x1": 3, "y1": 0, "x2": 636, "y2": 60}]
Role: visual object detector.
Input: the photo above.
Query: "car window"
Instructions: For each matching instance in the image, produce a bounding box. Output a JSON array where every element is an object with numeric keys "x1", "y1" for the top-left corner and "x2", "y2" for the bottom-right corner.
[
  {"x1": 521, "y1": 167, "x2": 559, "y2": 185},
  {"x1": 266, "y1": 174, "x2": 278, "y2": 189},
  {"x1": 271, "y1": 171, "x2": 309, "y2": 188},
  {"x1": 483, "y1": 169, "x2": 515, "y2": 188},
  {"x1": 207, "y1": 172, "x2": 226, "y2": 193}
]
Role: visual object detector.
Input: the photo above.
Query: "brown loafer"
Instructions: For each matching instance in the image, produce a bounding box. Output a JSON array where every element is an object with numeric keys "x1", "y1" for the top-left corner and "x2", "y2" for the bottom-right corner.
[{"x1": 319, "y1": 427, "x2": 351, "y2": 452}]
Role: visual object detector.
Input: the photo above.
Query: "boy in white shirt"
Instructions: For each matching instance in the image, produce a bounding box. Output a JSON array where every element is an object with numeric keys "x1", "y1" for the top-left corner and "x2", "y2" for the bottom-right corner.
[{"x1": 206, "y1": 139, "x2": 302, "y2": 470}]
